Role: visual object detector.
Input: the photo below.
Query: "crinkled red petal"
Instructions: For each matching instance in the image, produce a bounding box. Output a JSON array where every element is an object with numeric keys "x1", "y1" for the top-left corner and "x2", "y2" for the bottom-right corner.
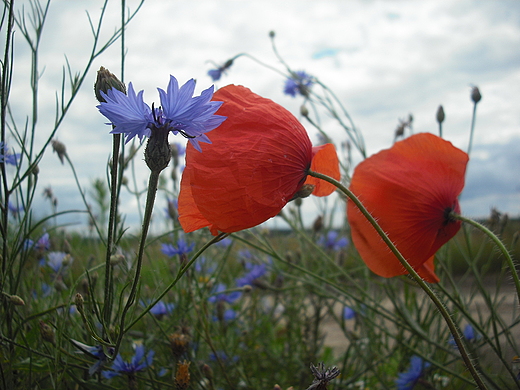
[{"x1": 347, "y1": 133, "x2": 468, "y2": 282}]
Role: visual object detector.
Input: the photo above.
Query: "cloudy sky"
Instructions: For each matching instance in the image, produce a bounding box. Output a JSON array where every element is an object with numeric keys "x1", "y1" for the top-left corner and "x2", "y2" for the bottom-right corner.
[{"x1": 6, "y1": 0, "x2": 520, "y2": 231}]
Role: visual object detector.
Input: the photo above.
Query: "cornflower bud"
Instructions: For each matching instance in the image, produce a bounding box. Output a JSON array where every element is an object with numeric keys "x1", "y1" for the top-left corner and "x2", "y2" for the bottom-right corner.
[
  {"x1": 201, "y1": 363, "x2": 213, "y2": 380},
  {"x1": 471, "y1": 86, "x2": 482, "y2": 103},
  {"x1": 9, "y1": 294, "x2": 25, "y2": 306},
  {"x1": 291, "y1": 184, "x2": 315, "y2": 201},
  {"x1": 39, "y1": 320, "x2": 56, "y2": 345},
  {"x1": 436, "y1": 105, "x2": 445, "y2": 124},
  {"x1": 94, "y1": 66, "x2": 126, "y2": 103},
  {"x1": 75, "y1": 293, "x2": 84, "y2": 314},
  {"x1": 144, "y1": 126, "x2": 171, "y2": 173},
  {"x1": 168, "y1": 332, "x2": 190, "y2": 359},
  {"x1": 313, "y1": 215, "x2": 323, "y2": 233},
  {"x1": 110, "y1": 254, "x2": 125, "y2": 266},
  {"x1": 300, "y1": 105, "x2": 309, "y2": 117},
  {"x1": 51, "y1": 139, "x2": 67, "y2": 165}
]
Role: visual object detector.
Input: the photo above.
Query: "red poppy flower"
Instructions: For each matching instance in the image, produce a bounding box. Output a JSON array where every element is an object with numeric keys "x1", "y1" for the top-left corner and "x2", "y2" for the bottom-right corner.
[
  {"x1": 178, "y1": 85, "x2": 340, "y2": 236},
  {"x1": 347, "y1": 133, "x2": 468, "y2": 283}
]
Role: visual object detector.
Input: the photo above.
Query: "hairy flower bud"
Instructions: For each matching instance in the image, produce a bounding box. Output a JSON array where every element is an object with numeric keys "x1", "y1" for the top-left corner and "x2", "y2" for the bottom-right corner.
[
  {"x1": 39, "y1": 320, "x2": 56, "y2": 345},
  {"x1": 436, "y1": 105, "x2": 445, "y2": 124},
  {"x1": 471, "y1": 86, "x2": 481, "y2": 103},
  {"x1": 145, "y1": 127, "x2": 172, "y2": 173},
  {"x1": 51, "y1": 139, "x2": 67, "y2": 165},
  {"x1": 75, "y1": 293, "x2": 84, "y2": 314},
  {"x1": 94, "y1": 67, "x2": 126, "y2": 103},
  {"x1": 9, "y1": 294, "x2": 25, "y2": 306}
]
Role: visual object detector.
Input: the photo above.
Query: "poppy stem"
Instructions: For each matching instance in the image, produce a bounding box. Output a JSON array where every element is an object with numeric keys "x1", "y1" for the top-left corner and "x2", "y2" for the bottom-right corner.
[
  {"x1": 451, "y1": 212, "x2": 520, "y2": 306},
  {"x1": 307, "y1": 169, "x2": 489, "y2": 390}
]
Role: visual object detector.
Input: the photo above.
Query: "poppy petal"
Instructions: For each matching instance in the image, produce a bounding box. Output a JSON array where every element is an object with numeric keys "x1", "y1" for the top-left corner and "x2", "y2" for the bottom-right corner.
[
  {"x1": 305, "y1": 143, "x2": 341, "y2": 197},
  {"x1": 347, "y1": 133, "x2": 468, "y2": 282},
  {"x1": 179, "y1": 85, "x2": 313, "y2": 235}
]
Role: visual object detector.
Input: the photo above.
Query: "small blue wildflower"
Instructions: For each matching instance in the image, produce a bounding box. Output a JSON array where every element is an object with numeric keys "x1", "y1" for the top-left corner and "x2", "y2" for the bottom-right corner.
[
  {"x1": 214, "y1": 237, "x2": 232, "y2": 248},
  {"x1": 161, "y1": 238, "x2": 194, "y2": 257},
  {"x1": 103, "y1": 344, "x2": 154, "y2": 379},
  {"x1": 209, "y1": 350, "x2": 239, "y2": 364},
  {"x1": 463, "y1": 324, "x2": 478, "y2": 341},
  {"x1": 207, "y1": 58, "x2": 235, "y2": 81},
  {"x1": 71, "y1": 339, "x2": 114, "y2": 376},
  {"x1": 35, "y1": 233, "x2": 51, "y2": 252},
  {"x1": 236, "y1": 263, "x2": 267, "y2": 287},
  {"x1": 8, "y1": 201, "x2": 23, "y2": 217},
  {"x1": 141, "y1": 299, "x2": 175, "y2": 318},
  {"x1": 46, "y1": 251, "x2": 72, "y2": 274},
  {"x1": 283, "y1": 70, "x2": 314, "y2": 98},
  {"x1": 0, "y1": 142, "x2": 21, "y2": 166},
  {"x1": 208, "y1": 283, "x2": 242, "y2": 304},
  {"x1": 449, "y1": 324, "x2": 480, "y2": 347},
  {"x1": 343, "y1": 306, "x2": 356, "y2": 320},
  {"x1": 318, "y1": 231, "x2": 349, "y2": 251},
  {"x1": 97, "y1": 75, "x2": 227, "y2": 152},
  {"x1": 208, "y1": 68, "x2": 223, "y2": 82},
  {"x1": 395, "y1": 355, "x2": 430, "y2": 390},
  {"x1": 213, "y1": 308, "x2": 237, "y2": 323}
]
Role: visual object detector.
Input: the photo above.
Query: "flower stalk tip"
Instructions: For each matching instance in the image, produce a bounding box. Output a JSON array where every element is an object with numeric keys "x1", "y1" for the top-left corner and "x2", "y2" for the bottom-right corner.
[{"x1": 95, "y1": 66, "x2": 126, "y2": 103}]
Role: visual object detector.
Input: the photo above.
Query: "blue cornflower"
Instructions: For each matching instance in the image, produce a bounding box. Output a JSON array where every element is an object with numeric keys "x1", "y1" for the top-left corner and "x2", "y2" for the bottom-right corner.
[
  {"x1": 209, "y1": 350, "x2": 239, "y2": 364},
  {"x1": 141, "y1": 299, "x2": 175, "y2": 318},
  {"x1": 71, "y1": 339, "x2": 114, "y2": 376},
  {"x1": 8, "y1": 201, "x2": 23, "y2": 217},
  {"x1": 208, "y1": 283, "x2": 242, "y2": 304},
  {"x1": 207, "y1": 58, "x2": 235, "y2": 81},
  {"x1": 46, "y1": 251, "x2": 72, "y2": 274},
  {"x1": 395, "y1": 355, "x2": 430, "y2": 390},
  {"x1": 236, "y1": 263, "x2": 267, "y2": 288},
  {"x1": 35, "y1": 233, "x2": 51, "y2": 252},
  {"x1": 283, "y1": 70, "x2": 314, "y2": 97},
  {"x1": 103, "y1": 344, "x2": 154, "y2": 379},
  {"x1": 449, "y1": 324, "x2": 480, "y2": 347},
  {"x1": 318, "y1": 231, "x2": 349, "y2": 251},
  {"x1": 0, "y1": 142, "x2": 21, "y2": 166},
  {"x1": 97, "y1": 75, "x2": 227, "y2": 152},
  {"x1": 343, "y1": 306, "x2": 356, "y2": 320},
  {"x1": 161, "y1": 238, "x2": 195, "y2": 257},
  {"x1": 214, "y1": 237, "x2": 232, "y2": 248}
]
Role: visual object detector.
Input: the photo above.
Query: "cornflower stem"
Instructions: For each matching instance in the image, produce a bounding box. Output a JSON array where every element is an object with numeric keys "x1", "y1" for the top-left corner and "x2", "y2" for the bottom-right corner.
[
  {"x1": 123, "y1": 233, "x2": 228, "y2": 333},
  {"x1": 452, "y1": 213, "x2": 520, "y2": 305},
  {"x1": 438, "y1": 122, "x2": 443, "y2": 138},
  {"x1": 307, "y1": 170, "x2": 488, "y2": 390},
  {"x1": 467, "y1": 102, "x2": 478, "y2": 156},
  {"x1": 102, "y1": 133, "x2": 121, "y2": 333},
  {"x1": 113, "y1": 169, "x2": 160, "y2": 357}
]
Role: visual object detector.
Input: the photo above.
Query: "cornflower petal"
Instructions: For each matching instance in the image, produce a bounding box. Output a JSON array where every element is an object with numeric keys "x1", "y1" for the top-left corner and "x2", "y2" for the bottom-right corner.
[
  {"x1": 347, "y1": 133, "x2": 468, "y2": 283},
  {"x1": 98, "y1": 83, "x2": 152, "y2": 143},
  {"x1": 178, "y1": 85, "x2": 340, "y2": 235}
]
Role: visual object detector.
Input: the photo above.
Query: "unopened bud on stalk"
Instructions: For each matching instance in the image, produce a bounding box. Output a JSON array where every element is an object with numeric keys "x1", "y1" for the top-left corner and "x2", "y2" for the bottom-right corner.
[
  {"x1": 39, "y1": 320, "x2": 56, "y2": 345},
  {"x1": 75, "y1": 293, "x2": 84, "y2": 314},
  {"x1": 436, "y1": 105, "x2": 445, "y2": 124},
  {"x1": 471, "y1": 86, "x2": 482, "y2": 103},
  {"x1": 9, "y1": 294, "x2": 25, "y2": 306},
  {"x1": 313, "y1": 215, "x2": 323, "y2": 233},
  {"x1": 110, "y1": 254, "x2": 125, "y2": 266},
  {"x1": 94, "y1": 67, "x2": 126, "y2": 103},
  {"x1": 30, "y1": 163, "x2": 39, "y2": 176},
  {"x1": 201, "y1": 363, "x2": 213, "y2": 380},
  {"x1": 300, "y1": 105, "x2": 309, "y2": 117},
  {"x1": 51, "y1": 139, "x2": 67, "y2": 165}
]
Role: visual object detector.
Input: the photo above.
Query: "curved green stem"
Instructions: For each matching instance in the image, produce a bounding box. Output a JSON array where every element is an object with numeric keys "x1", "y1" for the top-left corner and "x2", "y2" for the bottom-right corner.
[
  {"x1": 308, "y1": 169, "x2": 488, "y2": 390},
  {"x1": 123, "y1": 232, "x2": 228, "y2": 332},
  {"x1": 112, "y1": 169, "x2": 160, "y2": 357},
  {"x1": 452, "y1": 213, "x2": 520, "y2": 305},
  {"x1": 102, "y1": 133, "x2": 121, "y2": 331}
]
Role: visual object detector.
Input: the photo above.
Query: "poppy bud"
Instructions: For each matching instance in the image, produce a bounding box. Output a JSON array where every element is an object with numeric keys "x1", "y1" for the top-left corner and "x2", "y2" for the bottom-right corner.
[
  {"x1": 94, "y1": 66, "x2": 126, "y2": 103},
  {"x1": 471, "y1": 86, "x2": 481, "y2": 103},
  {"x1": 300, "y1": 105, "x2": 309, "y2": 117},
  {"x1": 110, "y1": 254, "x2": 125, "y2": 266},
  {"x1": 51, "y1": 139, "x2": 67, "y2": 164},
  {"x1": 436, "y1": 105, "x2": 445, "y2": 124}
]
